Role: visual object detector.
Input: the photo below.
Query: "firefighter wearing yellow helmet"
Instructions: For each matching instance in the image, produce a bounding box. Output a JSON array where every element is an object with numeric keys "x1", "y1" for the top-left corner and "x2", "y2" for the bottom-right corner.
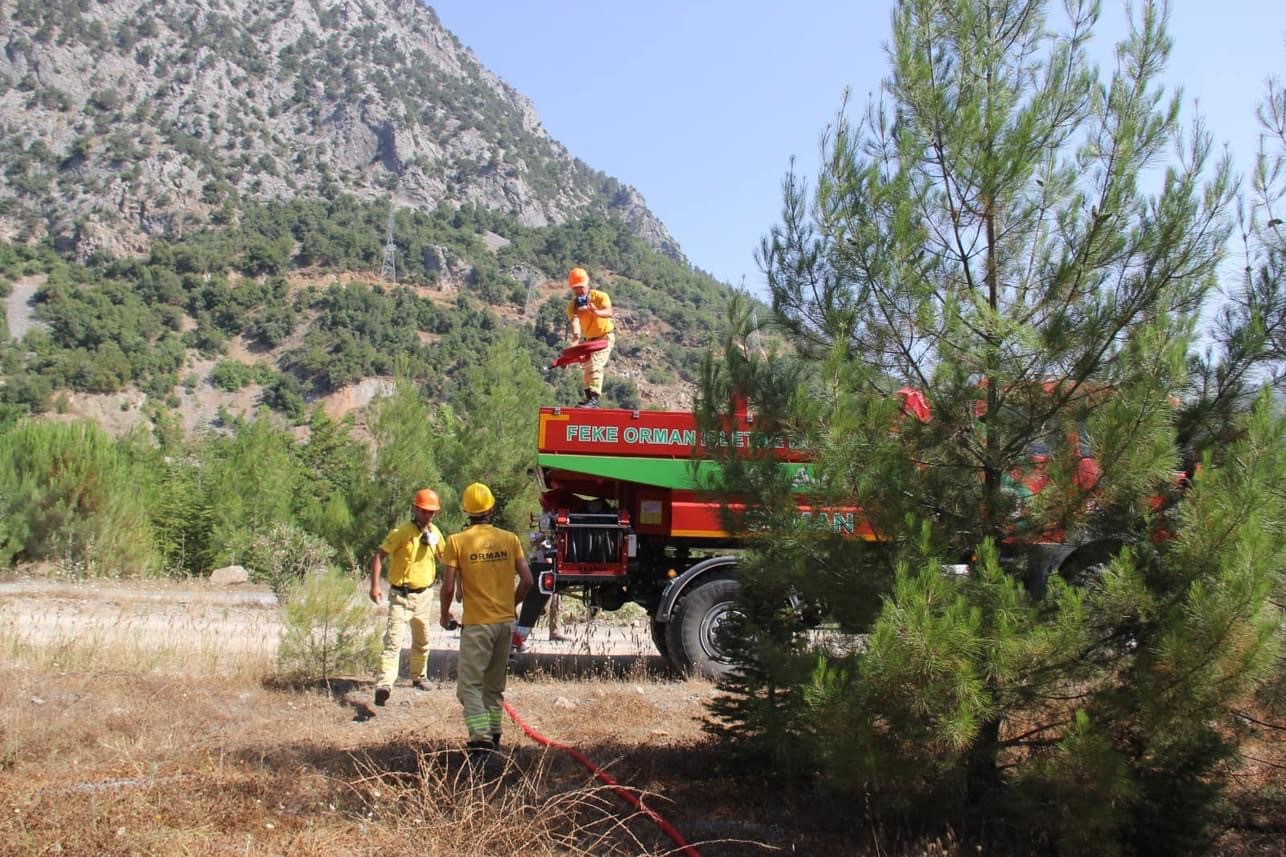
[
  {"x1": 370, "y1": 488, "x2": 445, "y2": 707},
  {"x1": 440, "y1": 482, "x2": 533, "y2": 766}
]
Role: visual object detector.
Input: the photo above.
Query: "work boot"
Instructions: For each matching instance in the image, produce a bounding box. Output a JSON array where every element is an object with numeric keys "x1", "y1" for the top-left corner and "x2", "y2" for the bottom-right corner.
[
  {"x1": 576, "y1": 388, "x2": 593, "y2": 407},
  {"x1": 412, "y1": 678, "x2": 435, "y2": 692},
  {"x1": 466, "y1": 738, "x2": 496, "y2": 772},
  {"x1": 584, "y1": 391, "x2": 600, "y2": 409},
  {"x1": 374, "y1": 686, "x2": 390, "y2": 706},
  {"x1": 491, "y1": 732, "x2": 502, "y2": 750}
]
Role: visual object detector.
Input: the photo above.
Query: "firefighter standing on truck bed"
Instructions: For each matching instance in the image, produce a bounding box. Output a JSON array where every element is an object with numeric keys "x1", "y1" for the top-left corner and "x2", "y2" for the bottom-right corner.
[
  {"x1": 370, "y1": 488, "x2": 446, "y2": 707},
  {"x1": 439, "y1": 482, "x2": 533, "y2": 768},
  {"x1": 566, "y1": 266, "x2": 615, "y2": 408}
]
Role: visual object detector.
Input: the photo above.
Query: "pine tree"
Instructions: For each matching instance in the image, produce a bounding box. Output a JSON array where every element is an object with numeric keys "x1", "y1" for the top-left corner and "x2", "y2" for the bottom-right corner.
[
  {"x1": 202, "y1": 414, "x2": 300, "y2": 566},
  {"x1": 1192, "y1": 77, "x2": 1286, "y2": 777},
  {"x1": 1182, "y1": 79, "x2": 1286, "y2": 458},
  {"x1": 277, "y1": 565, "x2": 380, "y2": 681},
  {"x1": 367, "y1": 380, "x2": 452, "y2": 540},
  {"x1": 447, "y1": 329, "x2": 548, "y2": 530},
  {"x1": 291, "y1": 408, "x2": 370, "y2": 559},
  {"x1": 0, "y1": 419, "x2": 159, "y2": 575},
  {"x1": 700, "y1": 2, "x2": 1283, "y2": 851}
]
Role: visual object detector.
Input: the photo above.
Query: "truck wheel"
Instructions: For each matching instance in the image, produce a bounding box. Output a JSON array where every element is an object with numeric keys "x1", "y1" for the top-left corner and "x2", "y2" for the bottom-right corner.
[
  {"x1": 665, "y1": 577, "x2": 740, "y2": 680},
  {"x1": 1057, "y1": 543, "x2": 1121, "y2": 593},
  {"x1": 650, "y1": 618, "x2": 670, "y2": 660}
]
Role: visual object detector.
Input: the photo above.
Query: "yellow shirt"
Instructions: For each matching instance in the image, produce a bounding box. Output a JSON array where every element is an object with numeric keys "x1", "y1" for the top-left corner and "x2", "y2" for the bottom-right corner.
[
  {"x1": 443, "y1": 524, "x2": 526, "y2": 625},
  {"x1": 379, "y1": 521, "x2": 444, "y2": 588},
  {"x1": 566, "y1": 289, "x2": 615, "y2": 339}
]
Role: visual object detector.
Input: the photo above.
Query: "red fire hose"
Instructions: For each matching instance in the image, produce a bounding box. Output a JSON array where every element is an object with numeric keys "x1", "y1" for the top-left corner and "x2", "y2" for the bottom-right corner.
[{"x1": 502, "y1": 700, "x2": 701, "y2": 857}]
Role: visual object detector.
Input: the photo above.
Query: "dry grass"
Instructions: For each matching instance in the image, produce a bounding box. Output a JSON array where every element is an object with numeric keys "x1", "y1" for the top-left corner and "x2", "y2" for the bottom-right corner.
[
  {"x1": 0, "y1": 577, "x2": 814, "y2": 856},
  {"x1": 2, "y1": 577, "x2": 1279, "y2": 856},
  {"x1": 0, "y1": 662, "x2": 806, "y2": 856}
]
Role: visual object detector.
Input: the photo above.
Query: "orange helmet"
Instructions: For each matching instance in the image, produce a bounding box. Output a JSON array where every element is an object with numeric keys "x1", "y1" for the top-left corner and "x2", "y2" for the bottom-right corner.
[
  {"x1": 412, "y1": 489, "x2": 441, "y2": 511},
  {"x1": 567, "y1": 267, "x2": 589, "y2": 288}
]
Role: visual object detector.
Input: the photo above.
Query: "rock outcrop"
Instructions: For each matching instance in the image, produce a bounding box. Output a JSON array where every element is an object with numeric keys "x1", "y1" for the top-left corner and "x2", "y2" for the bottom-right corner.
[{"x1": 0, "y1": 0, "x2": 682, "y2": 262}]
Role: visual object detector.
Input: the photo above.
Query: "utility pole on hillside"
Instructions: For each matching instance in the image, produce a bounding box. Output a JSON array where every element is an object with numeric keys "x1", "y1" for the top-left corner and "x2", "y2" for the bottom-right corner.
[
  {"x1": 749, "y1": 306, "x2": 767, "y2": 360},
  {"x1": 380, "y1": 205, "x2": 397, "y2": 282}
]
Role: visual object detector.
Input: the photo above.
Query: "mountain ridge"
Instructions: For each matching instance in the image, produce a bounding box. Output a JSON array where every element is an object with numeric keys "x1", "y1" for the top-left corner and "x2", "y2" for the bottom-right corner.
[
  {"x1": 0, "y1": 0, "x2": 684, "y2": 263},
  {"x1": 0, "y1": 0, "x2": 746, "y2": 432}
]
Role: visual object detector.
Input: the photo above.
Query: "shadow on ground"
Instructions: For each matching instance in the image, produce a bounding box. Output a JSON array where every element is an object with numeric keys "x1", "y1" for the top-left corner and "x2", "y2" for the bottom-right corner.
[
  {"x1": 227, "y1": 733, "x2": 800, "y2": 856},
  {"x1": 264, "y1": 648, "x2": 679, "y2": 722}
]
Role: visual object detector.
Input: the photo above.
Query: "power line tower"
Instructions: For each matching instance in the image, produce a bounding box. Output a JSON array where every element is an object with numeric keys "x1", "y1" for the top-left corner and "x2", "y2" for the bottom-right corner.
[
  {"x1": 380, "y1": 206, "x2": 397, "y2": 282},
  {"x1": 749, "y1": 297, "x2": 767, "y2": 360}
]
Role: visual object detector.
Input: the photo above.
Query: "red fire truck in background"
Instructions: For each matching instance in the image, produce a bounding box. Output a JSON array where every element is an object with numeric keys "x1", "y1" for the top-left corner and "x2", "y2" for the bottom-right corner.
[
  {"x1": 529, "y1": 395, "x2": 1141, "y2": 678},
  {"x1": 531, "y1": 398, "x2": 895, "y2": 678}
]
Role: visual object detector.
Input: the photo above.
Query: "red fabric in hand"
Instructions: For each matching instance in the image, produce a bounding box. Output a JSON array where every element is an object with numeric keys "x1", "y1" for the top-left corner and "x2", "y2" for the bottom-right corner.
[{"x1": 551, "y1": 338, "x2": 610, "y2": 368}]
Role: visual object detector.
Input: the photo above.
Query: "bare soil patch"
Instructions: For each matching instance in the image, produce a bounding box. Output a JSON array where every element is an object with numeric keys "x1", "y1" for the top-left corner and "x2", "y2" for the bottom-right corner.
[
  {"x1": 3, "y1": 275, "x2": 46, "y2": 341},
  {"x1": 1, "y1": 577, "x2": 1279, "y2": 856},
  {"x1": 0, "y1": 576, "x2": 859, "y2": 856}
]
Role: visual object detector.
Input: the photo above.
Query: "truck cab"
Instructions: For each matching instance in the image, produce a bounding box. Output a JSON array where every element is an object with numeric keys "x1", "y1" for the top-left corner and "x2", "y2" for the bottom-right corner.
[{"x1": 534, "y1": 404, "x2": 795, "y2": 677}]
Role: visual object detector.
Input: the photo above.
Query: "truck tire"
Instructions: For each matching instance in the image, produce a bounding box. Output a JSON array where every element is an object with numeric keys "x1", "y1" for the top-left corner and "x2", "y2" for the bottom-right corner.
[
  {"x1": 665, "y1": 577, "x2": 740, "y2": 680},
  {"x1": 650, "y1": 618, "x2": 670, "y2": 660},
  {"x1": 1057, "y1": 542, "x2": 1122, "y2": 593}
]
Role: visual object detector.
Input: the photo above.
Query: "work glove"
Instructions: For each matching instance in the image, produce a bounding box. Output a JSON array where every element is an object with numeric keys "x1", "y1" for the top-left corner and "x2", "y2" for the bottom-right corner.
[{"x1": 574, "y1": 293, "x2": 589, "y2": 309}]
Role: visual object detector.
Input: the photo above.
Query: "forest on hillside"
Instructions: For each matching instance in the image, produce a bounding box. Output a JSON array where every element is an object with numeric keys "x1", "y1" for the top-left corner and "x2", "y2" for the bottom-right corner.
[
  {"x1": 0, "y1": 197, "x2": 738, "y2": 421},
  {"x1": 0, "y1": 196, "x2": 744, "y2": 582}
]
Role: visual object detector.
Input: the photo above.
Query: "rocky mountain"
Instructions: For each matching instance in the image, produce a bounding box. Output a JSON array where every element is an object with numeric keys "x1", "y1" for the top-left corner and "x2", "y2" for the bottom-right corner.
[{"x1": 0, "y1": 0, "x2": 683, "y2": 262}]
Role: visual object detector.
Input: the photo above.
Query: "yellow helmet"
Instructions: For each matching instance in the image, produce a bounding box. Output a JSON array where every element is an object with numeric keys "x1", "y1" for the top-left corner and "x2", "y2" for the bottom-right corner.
[{"x1": 461, "y1": 482, "x2": 496, "y2": 515}]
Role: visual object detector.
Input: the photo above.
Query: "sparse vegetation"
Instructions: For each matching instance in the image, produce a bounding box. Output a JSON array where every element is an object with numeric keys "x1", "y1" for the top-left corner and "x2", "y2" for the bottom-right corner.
[
  {"x1": 276, "y1": 565, "x2": 380, "y2": 679},
  {"x1": 0, "y1": 576, "x2": 1278, "y2": 855},
  {"x1": 699, "y1": 4, "x2": 1286, "y2": 854},
  {"x1": 0, "y1": 0, "x2": 679, "y2": 270},
  {"x1": 0, "y1": 197, "x2": 734, "y2": 412}
]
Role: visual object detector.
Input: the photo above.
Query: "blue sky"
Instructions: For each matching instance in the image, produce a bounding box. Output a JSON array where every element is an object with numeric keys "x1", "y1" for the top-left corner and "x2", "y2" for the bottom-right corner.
[{"x1": 428, "y1": 1, "x2": 1284, "y2": 293}]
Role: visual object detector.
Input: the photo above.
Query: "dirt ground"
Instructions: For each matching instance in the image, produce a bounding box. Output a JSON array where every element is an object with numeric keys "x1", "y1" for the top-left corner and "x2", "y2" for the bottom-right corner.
[
  {"x1": 0, "y1": 576, "x2": 660, "y2": 667},
  {"x1": 1, "y1": 576, "x2": 1280, "y2": 856},
  {"x1": 0, "y1": 575, "x2": 860, "y2": 856}
]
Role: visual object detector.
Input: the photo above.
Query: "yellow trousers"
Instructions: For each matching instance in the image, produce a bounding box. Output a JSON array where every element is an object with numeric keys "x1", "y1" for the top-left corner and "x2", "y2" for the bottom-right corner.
[
  {"x1": 582, "y1": 332, "x2": 615, "y2": 395},
  {"x1": 377, "y1": 588, "x2": 433, "y2": 687}
]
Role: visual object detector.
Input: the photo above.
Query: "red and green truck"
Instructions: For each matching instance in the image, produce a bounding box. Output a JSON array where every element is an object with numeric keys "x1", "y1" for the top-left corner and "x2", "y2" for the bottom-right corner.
[
  {"x1": 530, "y1": 397, "x2": 1154, "y2": 678},
  {"x1": 531, "y1": 402, "x2": 880, "y2": 678}
]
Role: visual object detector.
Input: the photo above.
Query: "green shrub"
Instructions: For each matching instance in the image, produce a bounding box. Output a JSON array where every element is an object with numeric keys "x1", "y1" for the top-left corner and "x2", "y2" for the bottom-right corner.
[
  {"x1": 246, "y1": 521, "x2": 335, "y2": 600},
  {"x1": 0, "y1": 419, "x2": 158, "y2": 575},
  {"x1": 276, "y1": 566, "x2": 380, "y2": 681},
  {"x1": 209, "y1": 359, "x2": 270, "y2": 391}
]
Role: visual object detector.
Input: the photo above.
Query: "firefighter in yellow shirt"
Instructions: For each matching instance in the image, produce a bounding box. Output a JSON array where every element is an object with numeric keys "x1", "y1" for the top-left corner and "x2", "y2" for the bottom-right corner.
[
  {"x1": 439, "y1": 482, "x2": 533, "y2": 766},
  {"x1": 370, "y1": 488, "x2": 445, "y2": 707},
  {"x1": 565, "y1": 266, "x2": 615, "y2": 408}
]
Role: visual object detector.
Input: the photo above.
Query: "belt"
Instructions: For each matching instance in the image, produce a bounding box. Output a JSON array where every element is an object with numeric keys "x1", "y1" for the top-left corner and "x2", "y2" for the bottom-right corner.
[{"x1": 390, "y1": 583, "x2": 428, "y2": 595}]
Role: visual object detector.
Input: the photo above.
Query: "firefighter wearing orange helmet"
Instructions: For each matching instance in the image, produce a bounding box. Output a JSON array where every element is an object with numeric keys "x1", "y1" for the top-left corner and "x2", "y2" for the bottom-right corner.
[
  {"x1": 370, "y1": 488, "x2": 446, "y2": 707},
  {"x1": 566, "y1": 267, "x2": 615, "y2": 408}
]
